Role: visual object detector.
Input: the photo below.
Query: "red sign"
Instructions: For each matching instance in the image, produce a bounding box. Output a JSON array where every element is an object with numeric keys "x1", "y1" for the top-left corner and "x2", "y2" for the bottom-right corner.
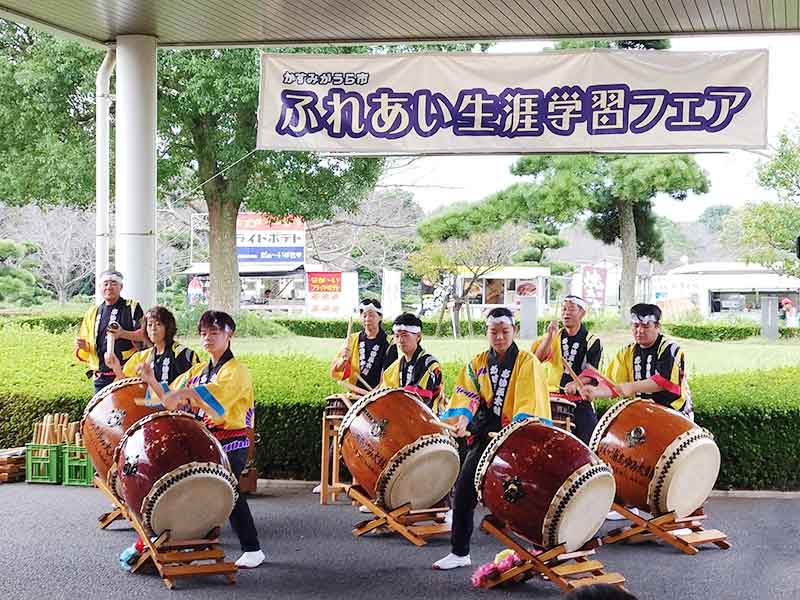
[{"x1": 307, "y1": 272, "x2": 342, "y2": 293}]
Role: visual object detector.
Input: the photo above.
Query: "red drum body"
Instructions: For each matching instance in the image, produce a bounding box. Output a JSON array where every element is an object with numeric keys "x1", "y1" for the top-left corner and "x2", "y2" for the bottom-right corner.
[
  {"x1": 115, "y1": 411, "x2": 238, "y2": 540},
  {"x1": 476, "y1": 419, "x2": 615, "y2": 552},
  {"x1": 589, "y1": 399, "x2": 720, "y2": 518},
  {"x1": 339, "y1": 387, "x2": 459, "y2": 510},
  {"x1": 80, "y1": 378, "x2": 158, "y2": 481}
]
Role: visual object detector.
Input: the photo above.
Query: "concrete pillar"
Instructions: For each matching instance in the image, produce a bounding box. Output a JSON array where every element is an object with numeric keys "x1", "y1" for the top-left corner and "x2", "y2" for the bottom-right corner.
[
  {"x1": 95, "y1": 49, "x2": 115, "y2": 303},
  {"x1": 115, "y1": 35, "x2": 157, "y2": 308}
]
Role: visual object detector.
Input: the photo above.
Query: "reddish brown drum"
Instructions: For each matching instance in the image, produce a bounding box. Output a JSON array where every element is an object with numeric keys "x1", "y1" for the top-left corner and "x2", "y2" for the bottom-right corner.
[
  {"x1": 589, "y1": 399, "x2": 720, "y2": 518},
  {"x1": 338, "y1": 387, "x2": 459, "y2": 510},
  {"x1": 114, "y1": 411, "x2": 238, "y2": 540},
  {"x1": 80, "y1": 378, "x2": 158, "y2": 481},
  {"x1": 549, "y1": 393, "x2": 577, "y2": 432},
  {"x1": 476, "y1": 418, "x2": 615, "y2": 552}
]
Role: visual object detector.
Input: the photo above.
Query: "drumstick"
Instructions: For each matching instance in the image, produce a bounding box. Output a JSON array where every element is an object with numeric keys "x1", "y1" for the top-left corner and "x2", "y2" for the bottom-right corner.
[
  {"x1": 346, "y1": 313, "x2": 353, "y2": 340},
  {"x1": 439, "y1": 421, "x2": 459, "y2": 433},
  {"x1": 356, "y1": 373, "x2": 374, "y2": 392},
  {"x1": 561, "y1": 357, "x2": 587, "y2": 395}
]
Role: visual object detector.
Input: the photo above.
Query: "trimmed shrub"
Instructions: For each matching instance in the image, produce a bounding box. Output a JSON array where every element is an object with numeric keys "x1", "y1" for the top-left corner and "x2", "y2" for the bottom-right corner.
[
  {"x1": 1, "y1": 323, "x2": 798, "y2": 487},
  {"x1": 665, "y1": 322, "x2": 800, "y2": 341}
]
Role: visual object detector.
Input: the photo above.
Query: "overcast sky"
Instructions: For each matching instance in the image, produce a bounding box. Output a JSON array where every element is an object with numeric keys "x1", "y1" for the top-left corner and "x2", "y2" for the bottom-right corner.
[{"x1": 380, "y1": 35, "x2": 799, "y2": 222}]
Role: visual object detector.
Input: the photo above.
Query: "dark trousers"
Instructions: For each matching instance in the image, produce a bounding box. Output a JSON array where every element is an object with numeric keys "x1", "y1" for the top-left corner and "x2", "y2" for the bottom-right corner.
[
  {"x1": 450, "y1": 436, "x2": 491, "y2": 557},
  {"x1": 226, "y1": 447, "x2": 261, "y2": 552},
  {"x1": 573, "y1": 401, "x2": 599, "y2": 445},
  {"x1": 93, "y1": 373, "x2": 115, "y2": 394}
]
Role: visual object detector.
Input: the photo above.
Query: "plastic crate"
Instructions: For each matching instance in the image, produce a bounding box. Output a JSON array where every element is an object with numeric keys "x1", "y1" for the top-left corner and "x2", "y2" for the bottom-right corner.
[
  {"x1": 62, "y1": 444, "x2": 95, "y2": 486},
  {"x1": 25, "y1": 444, "x2": 62, "y2": 484}
]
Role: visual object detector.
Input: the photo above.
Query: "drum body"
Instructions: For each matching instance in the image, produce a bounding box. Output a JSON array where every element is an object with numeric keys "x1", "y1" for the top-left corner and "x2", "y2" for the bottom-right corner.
[
  {"x1": 115, "y1": 411, "x2": 238, "y2": 540},
  {"x1": 476, "y1": 418, "x2": 615, "y2": 552},
  {"x1": 549, "y1": 393, "x2": 577, "y2": 431},
  {"x1": 338, "y1": 387, "x2": 459, "y2": 510},
  {"x1": 81, "y1": 378, "x2": 158, "y2": 481},
  {"x1": 588, "y1": 399, "x2": 720, "y2": 518}
]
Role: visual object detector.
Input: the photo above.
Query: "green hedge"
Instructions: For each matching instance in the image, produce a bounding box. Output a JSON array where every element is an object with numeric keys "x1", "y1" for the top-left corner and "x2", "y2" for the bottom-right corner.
[
  {"x1": 665, "y1": 322, "x2": 800, "y2": 341},
  {"x1": 1, "y1": 323, "x2": 799, "y2": 487}
]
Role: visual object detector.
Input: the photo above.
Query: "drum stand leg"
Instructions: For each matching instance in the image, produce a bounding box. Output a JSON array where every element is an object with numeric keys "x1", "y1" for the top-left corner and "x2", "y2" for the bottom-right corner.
[
  {"x1": 94, "y1": 475, "x2": 130, "y2": 530},
  {"x1": 126, "y1": 511, "x2": 237, "y2": 590},
  {"x1": 602, "y1": 503, "x2": 731, "y2": 555},
  {"x1": 320, "y1": 415, "x2": 349, "y2": 505},
  {"x1": 479, "y1": 515, "x2": 627, "y2": 592},
  {"x1": 346, "y1": 485, "x2": 449, "y2": 547}
]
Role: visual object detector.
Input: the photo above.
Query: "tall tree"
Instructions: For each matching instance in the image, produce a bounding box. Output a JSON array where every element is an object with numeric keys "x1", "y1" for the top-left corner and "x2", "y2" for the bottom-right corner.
[{"x1": 720, "y1": 126, "x2": 800, "y2": 276}]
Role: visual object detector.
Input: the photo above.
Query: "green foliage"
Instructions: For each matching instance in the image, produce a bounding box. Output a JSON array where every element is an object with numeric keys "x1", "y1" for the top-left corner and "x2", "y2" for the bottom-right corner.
[
  {"x1": 724, "y1": 201, "x2": 800, "y2": 277},
  {"x1": 1, "y1": 323, "x2": 800, "y2": 486},
  {"x1": 665, "y1": 322, "x2": 800, "y2": 341},
  {"x1": 698, "y1": 205, "x2": 733, "y2": 233},
  {"x1": 0, "y1": 239, "x2": 48, "y2": 306}
]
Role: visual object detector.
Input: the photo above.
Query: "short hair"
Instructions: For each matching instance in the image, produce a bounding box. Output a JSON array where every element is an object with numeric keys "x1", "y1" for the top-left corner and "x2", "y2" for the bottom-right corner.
[
  {"x1": 393, "y1": 313, "x2": 422, "y2": 329},
  {"x1": 143, "y1": 306, "x2": 177, "y2": 347},
  {"x1": 563, "y1": 583, "x2": 639, "y2": 600},
  {"x1": 630, "y1": 303, "x2": 662, "y2": 324},
  {"x1": 197, "y1": 310, "x2": 236, "y2": 335}
]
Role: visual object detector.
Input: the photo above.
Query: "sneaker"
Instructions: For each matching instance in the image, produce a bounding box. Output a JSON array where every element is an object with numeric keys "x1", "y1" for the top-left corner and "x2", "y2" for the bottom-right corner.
[
  {"x1": 433, "y1": 553, "x2": 471, "y2": 570},
  {"x1": 312, "y1": 484, "x2": 322, "y2": 494},
  {"x1": 118, "y1": 545, "x2": 140, "y2": 572},
  {"x1": 444, "y1": 509, "x2": 453, "y2": 527},
  {"x1": 359, "y1": 504, "x2": 372, "y2": 513},
  {"x1": 235, "y1": 550, "x2": 265, "y2": 569},
  {"x1": 672, "y1": 528, "x2": 693, "y2": 536}
]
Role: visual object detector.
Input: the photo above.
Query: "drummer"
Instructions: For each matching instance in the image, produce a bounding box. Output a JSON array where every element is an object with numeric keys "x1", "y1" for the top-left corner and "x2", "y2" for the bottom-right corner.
[
  {"x1": 330, "y1": 298, "x2": 394, "y2": 393},
  {"x1": 433, "y1": 307, "x2": 551, "y2": 571},
  {"x1": 531, "y1": 295, "x2": 603, "y2": 443},
  {"x1": 106, "y1": 305, "x2": 199, "y2": 384},
  {"x1": 579, "y1": 303, "x2": 691, "y2": 418},
  {"x1": 381, "y1": 313, "x2": 444, "y2": 414},
  {"x1": 138, "y1": 310, "x2": 264, "y2": 569}
]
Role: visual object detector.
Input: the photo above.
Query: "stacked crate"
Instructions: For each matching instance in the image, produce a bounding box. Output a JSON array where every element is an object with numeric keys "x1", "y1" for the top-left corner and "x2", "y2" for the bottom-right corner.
[{"x1": 26, "y1": 413, "x2": 94, "y2": 486}]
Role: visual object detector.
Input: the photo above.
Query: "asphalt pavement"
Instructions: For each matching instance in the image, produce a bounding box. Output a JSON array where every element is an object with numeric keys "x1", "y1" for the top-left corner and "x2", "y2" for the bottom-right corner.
[{"x1": 0, "y1": 483, "x2": 796, "y2": 600}]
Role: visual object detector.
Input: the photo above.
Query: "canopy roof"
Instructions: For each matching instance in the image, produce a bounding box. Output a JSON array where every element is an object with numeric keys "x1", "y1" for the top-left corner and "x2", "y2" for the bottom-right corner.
[{"x1": 1, "y1": 1, "x2": 797, "y2": 49}]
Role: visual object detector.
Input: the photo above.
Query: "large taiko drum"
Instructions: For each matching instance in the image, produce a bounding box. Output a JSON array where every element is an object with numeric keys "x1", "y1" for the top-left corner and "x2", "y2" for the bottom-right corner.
[
  {"x1": 80, "y1": 377, "x2": 159, "y2": 481},
  {"x1": 338, "y1": 387, "x2": 459, "y2": 510},
  {"x1": 475, "y1": 418, "x2": 615, "y2": 552},
  {"x1": 588, "y1": 399, "x2": 720, "y2": 518},
  {"x1": 549, "y1": 393, "x2": 577, "y2": 431},
  {"x1": 114, "y1": 411, "x2": 238, "y2": 540}
]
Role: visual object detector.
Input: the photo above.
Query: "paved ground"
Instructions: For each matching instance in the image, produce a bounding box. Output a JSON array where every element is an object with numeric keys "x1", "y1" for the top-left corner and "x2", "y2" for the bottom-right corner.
[{"x1": 0, "y1": 482, "x2": 796, "y2": 599}]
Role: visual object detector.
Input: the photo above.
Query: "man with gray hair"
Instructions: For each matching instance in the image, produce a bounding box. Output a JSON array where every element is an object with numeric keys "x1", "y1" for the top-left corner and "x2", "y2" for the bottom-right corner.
[{"x1": 74, "y1": 270, "x2": 145, "y2": 393}]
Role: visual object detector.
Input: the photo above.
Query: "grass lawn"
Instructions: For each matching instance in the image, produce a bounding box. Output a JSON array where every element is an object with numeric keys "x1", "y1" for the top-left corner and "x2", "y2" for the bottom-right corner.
[{"x1": 194, "y1": 330, "x2": 800, "y2": 375}]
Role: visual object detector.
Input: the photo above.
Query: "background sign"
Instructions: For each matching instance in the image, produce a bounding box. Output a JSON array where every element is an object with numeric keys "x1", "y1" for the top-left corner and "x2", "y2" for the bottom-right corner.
[
  {"x1": 258, "y1": 49, "x2": 768, "y2": 155},
  {"x1": 236, "y1": 214, "x2": 304, "y2": 264}
]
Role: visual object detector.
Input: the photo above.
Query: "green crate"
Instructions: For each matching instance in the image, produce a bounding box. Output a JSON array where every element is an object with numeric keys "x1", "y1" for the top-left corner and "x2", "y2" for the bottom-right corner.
[
  {"x1": 25, "y1": 444, "x2": 62, "y2": 484},
  {"x1": 62, "y1": 444, "x2": 95, "y2": 486}
]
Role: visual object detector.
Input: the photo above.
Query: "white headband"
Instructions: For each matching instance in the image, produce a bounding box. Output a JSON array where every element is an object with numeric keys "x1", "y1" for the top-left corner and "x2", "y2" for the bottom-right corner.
[
  {"x1": 393, "y1": 324, "x2": 421, "y2": 334},
  {"x1": 486, "y1": 315, "x2": 514, "y2": 326},
  {"x1": 101, "y1": 273, "x2": 123, "y2": 284},
  {"x1": 564, "y1": 296, "x2": 588, "y2": 311},
  {"x1": 630, "y1": 314, "x2": 659, "y2": 324},
  {"x1": 359, "y1": 303, "x2": 382, "y2": 316}
]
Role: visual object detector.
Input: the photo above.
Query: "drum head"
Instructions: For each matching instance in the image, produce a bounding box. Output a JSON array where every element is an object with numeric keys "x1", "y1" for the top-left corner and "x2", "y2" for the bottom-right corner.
[
  {"x1": 380, "y1": 435, "x2": 459, "y2": 510},
  {"x1": 143, "y1": 462, "x2": 238, "y2": 540},
  {"x1": 545, "y1": 464, "x2": 616, "y2": 552},
  {"x1": 653, "y1": 435, "x2": 720, "y2": 518}
]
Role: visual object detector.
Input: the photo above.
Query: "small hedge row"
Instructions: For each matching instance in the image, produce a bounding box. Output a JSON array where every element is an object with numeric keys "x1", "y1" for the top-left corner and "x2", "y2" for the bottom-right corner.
[
  {"x1": 1, "y1": 324, "x2": 799, "y2": 487},
  {"x1": 664, "y1": 322, "x2": 800, "y2": 341}
]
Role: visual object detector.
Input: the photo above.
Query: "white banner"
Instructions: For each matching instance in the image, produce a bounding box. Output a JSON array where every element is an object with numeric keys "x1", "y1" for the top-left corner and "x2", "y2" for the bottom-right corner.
[{"x1": 257, "y1": 49, "x2": 767, "y2": 155}]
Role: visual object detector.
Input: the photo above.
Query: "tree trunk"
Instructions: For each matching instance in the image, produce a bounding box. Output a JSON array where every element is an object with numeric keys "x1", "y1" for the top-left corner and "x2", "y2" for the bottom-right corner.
[
  {"x1": 618, "y1": 198, "x2": 638, "y2": 320},
  {"x1": 452, "y1": 298, "x2": 463, "y2": 339},
  {"x1": 434, "y1": 290, "x2": 451, "y2": 337},
  {"x1": 207, "y1": 196, "x2": 241, "y2": 314}
]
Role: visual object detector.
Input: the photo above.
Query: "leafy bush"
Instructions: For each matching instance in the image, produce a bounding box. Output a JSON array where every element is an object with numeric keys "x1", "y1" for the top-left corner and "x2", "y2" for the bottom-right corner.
[
  {"x1": 665, "y1": 322, "x2": 800, "y2": 341},
  {"x1": 1, "y1": 323, "x2": 798, "y2": 487}
]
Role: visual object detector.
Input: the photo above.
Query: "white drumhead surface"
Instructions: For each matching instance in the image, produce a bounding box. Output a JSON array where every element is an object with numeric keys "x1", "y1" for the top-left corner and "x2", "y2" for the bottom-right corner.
[
  {"x1": 148, "y1": 474, "x2": 236, "y2": 540},
  {"x1": 554, "y1": 471, "x2": 616, "y2": 552},
  {"x1": 662, "y1": 438, "x2": 720, "y2": 518},
  {"x1": 384, "y1": 444, "x2": 460, "y2": 510}
]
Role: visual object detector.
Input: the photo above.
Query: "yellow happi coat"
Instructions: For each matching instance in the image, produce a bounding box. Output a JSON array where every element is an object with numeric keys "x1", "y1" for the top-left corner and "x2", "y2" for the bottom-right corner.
[{"x1": 440, "y1": 346, "x2": 551, "y2": 427}]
